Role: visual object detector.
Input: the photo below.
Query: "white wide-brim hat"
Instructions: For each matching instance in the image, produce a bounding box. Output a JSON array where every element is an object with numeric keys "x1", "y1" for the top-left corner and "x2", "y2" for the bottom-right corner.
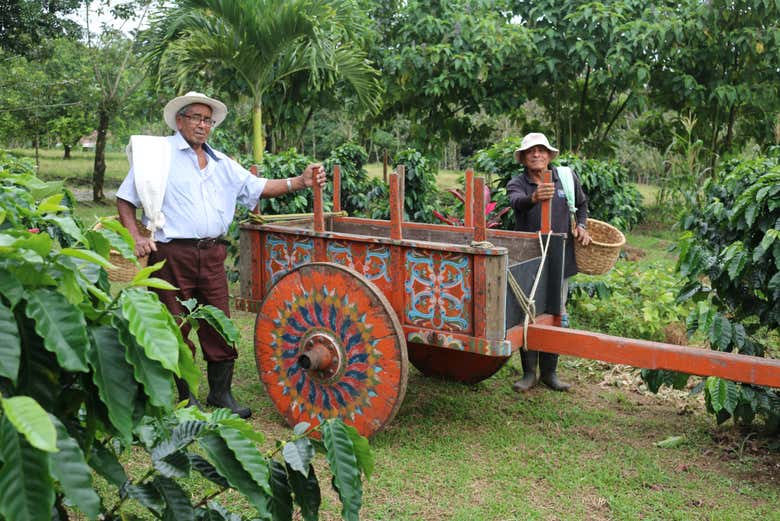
[
  {"x1": 163, "y1": 91, "x2": 228, "y2": 131},
  {"x1": 514, "y1": 132, "x2": 559, "y2": 162}
]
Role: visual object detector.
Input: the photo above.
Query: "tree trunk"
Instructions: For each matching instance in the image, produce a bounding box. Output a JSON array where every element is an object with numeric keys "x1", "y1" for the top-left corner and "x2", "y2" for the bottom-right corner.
[
  {"x1": 34, "y1": 132, "x2": 40, "y2": 171},
  {"x1": 252, "y1": 100, "x2": 264, "y2": 164},
  {"x1": 725, "y1": 103, "x2": 736, "y2": 150},
  {"x1": 63, "y1": 145, "x2": 71, "y2": 160},
  {"x1": 92, "y1": 109, "x2": 109, "y2": 202}
]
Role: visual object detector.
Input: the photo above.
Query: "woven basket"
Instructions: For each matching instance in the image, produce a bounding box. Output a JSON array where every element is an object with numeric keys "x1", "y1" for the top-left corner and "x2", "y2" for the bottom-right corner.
[
  {"x1": 95, "y1": 219, "x2": 151, "y2": 283},
  {"x1": 574, "y1": 218, "x2": 625, "y2": 275}
]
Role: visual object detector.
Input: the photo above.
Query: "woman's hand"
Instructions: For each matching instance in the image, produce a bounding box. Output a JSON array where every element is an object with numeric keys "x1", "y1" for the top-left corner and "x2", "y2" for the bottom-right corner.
[
  {"x1": 573, "y1": 225, "x2": 591, "y2": 246},
  {"x1": 532, "y1": 182, "x2": 555, "y2": 203}
]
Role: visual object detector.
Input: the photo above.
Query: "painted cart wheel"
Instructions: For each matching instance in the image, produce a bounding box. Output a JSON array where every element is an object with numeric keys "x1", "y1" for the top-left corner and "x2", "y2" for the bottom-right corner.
[
  {"x1": 255, "y1": 262, "x2": 408, "y2": 438},
  {"x1": 407, "y1": 342, "x2": 509, "y2": 384}
]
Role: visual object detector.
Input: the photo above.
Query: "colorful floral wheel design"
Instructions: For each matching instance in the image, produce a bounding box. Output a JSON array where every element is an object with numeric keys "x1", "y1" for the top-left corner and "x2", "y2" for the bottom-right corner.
[
  {"x1": 407, "y1": 342, "x2": 509, "y2": 384},
  {"x1": 254, "y1": 262, "x2": 408, "y2": 438}
]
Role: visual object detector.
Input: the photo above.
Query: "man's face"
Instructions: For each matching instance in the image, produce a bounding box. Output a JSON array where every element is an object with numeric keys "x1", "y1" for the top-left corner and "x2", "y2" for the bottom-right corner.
[
  {"x1": 521, "y1": 145, "x2": 551, "y2": 171},
  {"x1": 176, "y1": 103, "x2": 214, "y2": 148}
]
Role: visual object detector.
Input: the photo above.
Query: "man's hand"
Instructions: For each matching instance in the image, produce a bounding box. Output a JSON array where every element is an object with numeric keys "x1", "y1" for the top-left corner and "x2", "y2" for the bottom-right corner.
[
  {"x1": 532, "y1": 182, "x2": 555, "y2": 203},
  {"x1": 134, "y1": 234, "x2": 157, "y2": 258},
  {"x1": 301, "y1": 163, "x2": 326, "y2": 188},
  {"x1": 573, "y1": 225, "x2": 591, "y2": 246}
]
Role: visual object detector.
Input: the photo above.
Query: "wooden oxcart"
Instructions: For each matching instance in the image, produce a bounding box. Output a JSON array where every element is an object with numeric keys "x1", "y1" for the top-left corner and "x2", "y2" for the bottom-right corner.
[{"x1": 236, "y1": 168, "x2": 780, "y2": 438}]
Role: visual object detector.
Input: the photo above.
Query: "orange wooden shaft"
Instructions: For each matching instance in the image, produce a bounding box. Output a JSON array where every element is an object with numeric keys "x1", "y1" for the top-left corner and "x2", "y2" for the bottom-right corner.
[
  {"x1": 464, "y1": 169, "x2": 474, "y2": 228},
  {"x1": 473, "y1": 176, "x2": 486, "y2": 243},
  {"x1": 389, "y1": 172, "x2": 402, "y2": 239},
  {"x1": 540, "y1": 170, "x2": 552, "y2": 234},
  {"x1": 398, "y1": 164, "x2": 406, "y2": 221},
  {"x1": 333, "y1": 164, "x2": 341, "y2": 213},
  {"x1": 312, "y1": 167, "x2": 325, "y2": 232},
  {"x1": 527, "y1": 324, "x2": 780, "y2": 388}
]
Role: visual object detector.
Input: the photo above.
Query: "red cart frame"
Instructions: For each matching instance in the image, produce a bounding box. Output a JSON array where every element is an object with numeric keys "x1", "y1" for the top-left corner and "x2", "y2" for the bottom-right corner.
[{"x1": 236, "y1": 166, "x2": 780, "y2": 437}]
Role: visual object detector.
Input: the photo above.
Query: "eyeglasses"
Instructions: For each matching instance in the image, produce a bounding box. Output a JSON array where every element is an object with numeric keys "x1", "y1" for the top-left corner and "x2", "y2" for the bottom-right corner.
[{"x1": 179, "y1": 113, "x2": 216, "y2": 127}]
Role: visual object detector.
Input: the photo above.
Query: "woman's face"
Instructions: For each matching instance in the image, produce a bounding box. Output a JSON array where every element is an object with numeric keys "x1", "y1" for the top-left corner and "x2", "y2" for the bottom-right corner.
[{"x1": 521, "y1": 145, "x2": 551, "y2": 171}]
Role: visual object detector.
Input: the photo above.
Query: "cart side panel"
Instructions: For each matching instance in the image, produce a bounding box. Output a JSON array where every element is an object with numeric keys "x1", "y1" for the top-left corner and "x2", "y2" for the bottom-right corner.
[
  {"x1": 404, "y1": 248, "x2": 473, "y2": 334},
  {"x1": 264, "y1": 232, "x2": 314, "y2": 293},
  {"x1": 325, "y1": 240, "x2": 394, "y2": 297}
]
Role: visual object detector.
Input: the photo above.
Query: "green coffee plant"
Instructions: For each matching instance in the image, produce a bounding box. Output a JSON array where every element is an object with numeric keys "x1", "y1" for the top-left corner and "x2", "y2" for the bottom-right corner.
[
  {"x1": 568, "y1": 264, "x2": 693, "y2": 342},
  {"x1": 670, "y1": 148, "x2": 780, "y2": 430},
  {"x1": 324, "y1": 143, "x2": 385, "y2": 217},
  {"x1": 393, "y1": 149, "x2": 440, "y2": 224},
  {"x1": 0, "y1": 152, "x2": 369, "y2": 520}
]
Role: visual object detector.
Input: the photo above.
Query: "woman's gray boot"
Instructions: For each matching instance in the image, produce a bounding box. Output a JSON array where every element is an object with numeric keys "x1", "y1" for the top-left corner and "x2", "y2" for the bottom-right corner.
[
  {"x1": 512, "y1": 350, "x2": 539, "y2": 392},
  {"x1": 539, "y1": 353, "x2": 571, "y2": 391},
  {"x1": 206, "y1": 361, "x2": 251, "y2": 419}
]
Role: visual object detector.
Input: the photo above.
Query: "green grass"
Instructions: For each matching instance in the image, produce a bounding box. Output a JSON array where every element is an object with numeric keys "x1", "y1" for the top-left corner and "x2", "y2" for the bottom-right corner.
[
  {"x1": 8, "y1": 147, "x2": 129, "y2": 188},
  {"x1": 634, "y1": 182, "x2": 660, "y2": 207}
]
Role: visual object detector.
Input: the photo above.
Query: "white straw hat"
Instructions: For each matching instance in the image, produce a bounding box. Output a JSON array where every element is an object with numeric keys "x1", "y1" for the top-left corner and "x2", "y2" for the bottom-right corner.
[
  {"x1": 514, "y1": 132, "x2": 559, "y2": 162},
  {"x1": 163, "y1": 91, "x2": 228, "y2": 130}
]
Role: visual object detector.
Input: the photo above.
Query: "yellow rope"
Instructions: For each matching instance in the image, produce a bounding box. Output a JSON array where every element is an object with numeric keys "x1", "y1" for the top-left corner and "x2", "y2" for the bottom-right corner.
[{"x1": 246, "y1": 211, "x2": 348, "y2": 224}]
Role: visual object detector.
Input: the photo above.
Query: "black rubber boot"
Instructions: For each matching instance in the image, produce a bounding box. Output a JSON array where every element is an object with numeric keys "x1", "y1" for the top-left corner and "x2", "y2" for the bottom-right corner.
[
  {"x1": 206, "y1": 361, "x2": 251, "y2": 419},
  {"x1": 512, "y1": 350, "x2": 539, "y2": 392},
  {"x1": 539, "y1": 353, "x2": 571, "y2": 391},
  {"x1": 175, "y1": 377, "x2": 203, "y2": 409}
]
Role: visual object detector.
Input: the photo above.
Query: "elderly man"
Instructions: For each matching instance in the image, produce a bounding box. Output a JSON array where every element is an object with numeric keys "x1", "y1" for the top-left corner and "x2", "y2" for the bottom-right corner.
[
  {"x1": 506, "y1": 132, "x2": 591, "y2": 392},
  {"x1": 116, "y1": 91, "x2": 325, "y2": 418}
]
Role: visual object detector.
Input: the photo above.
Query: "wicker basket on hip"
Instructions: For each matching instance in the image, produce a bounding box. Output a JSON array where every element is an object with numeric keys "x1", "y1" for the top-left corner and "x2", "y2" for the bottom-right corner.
[
  {"x1": 94, "y1": 219, "x2": 151, "y2": 283},
  {"x1": 574, "y1": 218, "x2": 625, "y2": 275}
]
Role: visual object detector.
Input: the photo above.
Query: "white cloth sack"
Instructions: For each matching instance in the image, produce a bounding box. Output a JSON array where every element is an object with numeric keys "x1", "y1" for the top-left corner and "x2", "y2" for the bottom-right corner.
[
  {"x1": 557, "y1": 166, "x2": 577, "y2": 214},
  {"x1": 125, "y1": 135, "x2": 170, "y2": 233}
]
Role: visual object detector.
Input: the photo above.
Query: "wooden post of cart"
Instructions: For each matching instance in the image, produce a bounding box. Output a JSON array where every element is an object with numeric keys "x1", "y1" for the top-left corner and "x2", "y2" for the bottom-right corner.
[
  {"x1": 332, "y1": 164, "x2": 341, "y2": 213},
  {"x1": 464, "y1": 169, "x2": 474, "y2": 228}
]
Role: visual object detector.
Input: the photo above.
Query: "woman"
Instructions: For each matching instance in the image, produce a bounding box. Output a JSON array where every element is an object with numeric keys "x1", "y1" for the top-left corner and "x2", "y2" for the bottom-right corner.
[{"x1": 507, "y1": 132, "x2": 591, "y2": 392}]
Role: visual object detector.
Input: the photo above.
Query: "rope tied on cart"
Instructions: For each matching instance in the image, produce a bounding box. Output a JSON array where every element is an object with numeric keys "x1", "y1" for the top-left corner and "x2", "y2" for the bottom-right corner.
[
  {"x1": 507, "y1": 231, "x2": 553, "y2": 350},
  {"x1": 246, "y1": 211, "x2": 348, "y2": 224}
]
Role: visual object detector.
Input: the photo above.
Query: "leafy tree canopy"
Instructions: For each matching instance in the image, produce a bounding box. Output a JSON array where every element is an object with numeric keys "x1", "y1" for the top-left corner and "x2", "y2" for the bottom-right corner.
[
  {"x1": 0, "y1": 0, "x2": 82, "y2": 57},
  {"x1": 374, "y1": 0, "x2": 535, "y2": 153}
]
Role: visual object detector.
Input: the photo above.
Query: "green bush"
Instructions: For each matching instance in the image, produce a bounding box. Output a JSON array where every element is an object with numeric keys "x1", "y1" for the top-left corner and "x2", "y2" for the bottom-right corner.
[
  {"x1": 324, "y1": 142, "x2": 385, "y2": 217},
  {"x1": 669, "y1": 147, "x2": 780, "y2": 430},
  {"x1": 568, "y1": 264, "x2": 692, "y2": 343},
  {"x1": 393, "y1": 149, "x2": 439, "y2": 223},
  {"x1": 0, "y1": 151, "x2": 370, "y2": 520},
  {"x1": 473, "y1": 137, "x2": 643, "y2": 231}
]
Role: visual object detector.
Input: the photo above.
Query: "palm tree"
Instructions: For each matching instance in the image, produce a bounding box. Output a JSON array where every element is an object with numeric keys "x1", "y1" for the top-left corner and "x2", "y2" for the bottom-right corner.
[{"x1": 145, "y1": 0, "x2": 382, "y2": 162}]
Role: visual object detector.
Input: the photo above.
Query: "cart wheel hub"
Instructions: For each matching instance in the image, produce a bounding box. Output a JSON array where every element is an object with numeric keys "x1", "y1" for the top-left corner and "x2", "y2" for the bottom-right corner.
[{"x1": 297, "y1": 329, "x2": 344, "y2": 383}]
